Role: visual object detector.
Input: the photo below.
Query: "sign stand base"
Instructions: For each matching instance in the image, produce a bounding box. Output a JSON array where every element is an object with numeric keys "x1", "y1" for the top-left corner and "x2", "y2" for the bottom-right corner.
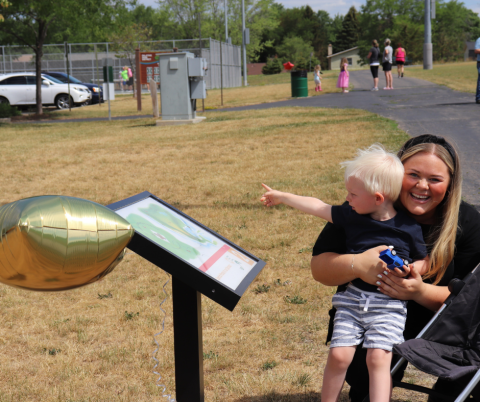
[{"x1": 172, "y1": 277, "x2": 205, "y2": 402}]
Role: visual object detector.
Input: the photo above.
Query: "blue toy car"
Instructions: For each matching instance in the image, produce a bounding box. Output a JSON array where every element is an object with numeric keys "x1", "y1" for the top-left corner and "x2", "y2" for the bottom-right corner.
[{"x1": 379, "y1": 248, "x2": 408, "y2": 271}]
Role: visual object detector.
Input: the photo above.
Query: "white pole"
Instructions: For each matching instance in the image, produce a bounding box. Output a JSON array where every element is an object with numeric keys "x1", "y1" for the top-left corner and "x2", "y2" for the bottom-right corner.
[
  {"x1": 424, "y1": 0, "x2": 433, "y2": 69},
  {"x1": 242, "y1": 0, "x2": 247, "y2": 86},
  {"x1": 225, "y1": 0, "x2": 228, "y2": 42}
]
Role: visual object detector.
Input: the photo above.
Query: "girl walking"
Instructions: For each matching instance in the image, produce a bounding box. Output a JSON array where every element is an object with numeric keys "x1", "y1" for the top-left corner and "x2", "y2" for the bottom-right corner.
[
  {"x1": 314, "y1": 64, "x2": 322, "y2": 92},
  {"x1": 336, "y1": 58, "x2": 349, "y2": 93}
]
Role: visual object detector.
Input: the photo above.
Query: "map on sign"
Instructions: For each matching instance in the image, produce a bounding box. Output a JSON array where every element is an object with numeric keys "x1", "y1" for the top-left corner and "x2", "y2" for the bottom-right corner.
[{"x1": 116, "y1": 198, "x2": 256, "y2": 290}]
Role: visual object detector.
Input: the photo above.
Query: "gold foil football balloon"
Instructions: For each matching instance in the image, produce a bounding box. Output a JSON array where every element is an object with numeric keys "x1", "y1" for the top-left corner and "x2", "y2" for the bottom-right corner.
[{"x1": 0, "y1": 196, "x2": 134, "y2": 291}]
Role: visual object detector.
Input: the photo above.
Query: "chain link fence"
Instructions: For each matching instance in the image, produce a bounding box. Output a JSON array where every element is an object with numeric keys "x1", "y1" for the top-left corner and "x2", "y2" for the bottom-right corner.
[{"x1": 0, "y1": 39, "x2": 241, "y2": 90}]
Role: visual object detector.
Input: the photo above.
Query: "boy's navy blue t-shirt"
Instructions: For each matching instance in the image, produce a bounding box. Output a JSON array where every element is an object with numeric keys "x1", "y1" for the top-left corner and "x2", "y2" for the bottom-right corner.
[{"x1": 331, "y1": 204, "x2": 428, "y2": 292}]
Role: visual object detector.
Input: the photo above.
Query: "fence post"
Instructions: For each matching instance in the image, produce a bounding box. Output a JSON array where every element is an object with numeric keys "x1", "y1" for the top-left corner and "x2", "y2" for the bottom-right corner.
[{"x1": 135, "y1": 48, "x2": 142, "y2": 111}]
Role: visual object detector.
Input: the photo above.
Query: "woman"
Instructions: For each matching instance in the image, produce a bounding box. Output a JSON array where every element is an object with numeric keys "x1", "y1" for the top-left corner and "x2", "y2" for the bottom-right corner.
[
  {"x1": 367, "y1": 40, "x2": 380, "y2": 91},
  {"x1": 395, "y1": 44, "x2": 407, "y2": 78},
  {"x1": 382, "y1": 39, "x2": 393, "y2": 90},
  {"x1": 311, "y1": 134, "x2": 480, "y2": 401}
]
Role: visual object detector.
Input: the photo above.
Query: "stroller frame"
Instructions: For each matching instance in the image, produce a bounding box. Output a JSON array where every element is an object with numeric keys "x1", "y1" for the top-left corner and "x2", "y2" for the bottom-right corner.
[{"x1": 363, "y1": 266, "x2": 480, "y2": 402}]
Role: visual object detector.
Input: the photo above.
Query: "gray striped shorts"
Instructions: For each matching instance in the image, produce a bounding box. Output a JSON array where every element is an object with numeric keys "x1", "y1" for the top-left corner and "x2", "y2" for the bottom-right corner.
[{"x1": 330, "y1": 284, "x2": 407, "y2": 351}]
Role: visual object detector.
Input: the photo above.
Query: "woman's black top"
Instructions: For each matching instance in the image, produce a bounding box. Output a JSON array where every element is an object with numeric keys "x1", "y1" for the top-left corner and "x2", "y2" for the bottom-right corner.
[
  {"x1": 369, "y1": 47, "x2": 380, "y2": 64},
  {"x1": 313, "y1": 201, "x2": 480, "y2": 340}
]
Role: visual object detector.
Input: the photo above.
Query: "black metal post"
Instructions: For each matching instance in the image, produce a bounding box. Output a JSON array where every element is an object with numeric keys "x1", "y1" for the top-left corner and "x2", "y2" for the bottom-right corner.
[{"x1": 172, "y1": 276, "x2": 204, "y2": 402}]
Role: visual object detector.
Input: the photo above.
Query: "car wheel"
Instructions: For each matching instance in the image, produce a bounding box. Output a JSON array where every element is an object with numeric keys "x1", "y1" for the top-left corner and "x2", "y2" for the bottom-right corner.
[
  {"x1": 0, "y1": 97, "x2": 10, "y2": 105},
  {"x1": 55, "y1": 94, "x2": 72, "y2": 109}
]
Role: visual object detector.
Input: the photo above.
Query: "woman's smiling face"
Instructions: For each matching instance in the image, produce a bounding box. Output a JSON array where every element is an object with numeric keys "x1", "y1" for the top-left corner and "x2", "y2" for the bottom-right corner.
[{"x1": 400, "y1": 151, "x2": 451, "y2": 224}]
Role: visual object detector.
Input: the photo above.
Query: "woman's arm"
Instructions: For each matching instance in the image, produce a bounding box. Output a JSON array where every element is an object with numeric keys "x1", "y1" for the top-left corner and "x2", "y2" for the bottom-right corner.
[
  {"x1": 394, "y1": 49, "x2": 398, "y2": 56},
  {"x1": 367, "y1": 51, "x2": 372, "y2": 59},
  {"x1": 311, "y1": 245, "x2": 388, "y2": 286}
]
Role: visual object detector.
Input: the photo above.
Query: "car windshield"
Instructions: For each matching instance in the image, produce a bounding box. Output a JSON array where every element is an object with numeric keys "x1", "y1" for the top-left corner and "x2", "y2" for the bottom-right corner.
[
  {"x1": 65, "y1": 75, "x2": 83, "y2": 84},
  {"x1": 42, "y1": 75, "x2": 64, "y2": 84}
]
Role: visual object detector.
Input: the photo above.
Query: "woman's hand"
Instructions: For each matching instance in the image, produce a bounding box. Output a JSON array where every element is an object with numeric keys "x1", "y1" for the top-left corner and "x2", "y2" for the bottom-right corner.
[
  {"x1": 377, "y1": 263, "x2": 425, "y2": 301},
  {"x1": 354, "y1": 245, "x2": 389, "y2": 285}
]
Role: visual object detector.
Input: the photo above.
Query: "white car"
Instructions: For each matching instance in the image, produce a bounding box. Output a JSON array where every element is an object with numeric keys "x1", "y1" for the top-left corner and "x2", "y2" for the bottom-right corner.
[{"x1": 0, "y1": 72, "x2": 91, "y2": 109}]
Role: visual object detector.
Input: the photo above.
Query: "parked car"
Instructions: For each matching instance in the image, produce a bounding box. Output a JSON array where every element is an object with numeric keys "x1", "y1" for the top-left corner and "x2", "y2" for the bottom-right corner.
[
  {"x1": 43, "y1": 71, "x2": 103, "y2": 104},
  {"x1": 0, "y1": 73, "x2": 91, "y2": 109}
]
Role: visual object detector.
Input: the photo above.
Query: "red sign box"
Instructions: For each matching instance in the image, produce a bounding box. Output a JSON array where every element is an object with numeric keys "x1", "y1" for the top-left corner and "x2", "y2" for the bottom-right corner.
[{"x1": 139, "y1": 52, "x2": 169, "y2": 85}]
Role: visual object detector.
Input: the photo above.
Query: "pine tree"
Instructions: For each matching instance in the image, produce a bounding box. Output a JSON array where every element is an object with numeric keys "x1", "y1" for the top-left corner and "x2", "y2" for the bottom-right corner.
[{"x1": 334, "y1": 6, "x2": 360, "y2": 53}]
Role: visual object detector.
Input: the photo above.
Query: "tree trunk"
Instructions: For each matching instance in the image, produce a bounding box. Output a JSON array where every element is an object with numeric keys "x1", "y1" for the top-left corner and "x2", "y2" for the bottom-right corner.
[
  {"x1": 35, "y1": 48, "x2": 43, "y2": 115},
  {"x1": 35, "y1": 20, "x2": 46, "y2": 115}
]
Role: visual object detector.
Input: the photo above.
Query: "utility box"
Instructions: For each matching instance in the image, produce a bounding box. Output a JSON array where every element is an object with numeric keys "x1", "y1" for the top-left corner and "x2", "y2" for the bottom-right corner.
[
  {"x1": 158, "y1": 52, "x2": 208, "y2": 121},
  {"x1": 188, "y1": 58, "x2": 207, "y2": 77}
]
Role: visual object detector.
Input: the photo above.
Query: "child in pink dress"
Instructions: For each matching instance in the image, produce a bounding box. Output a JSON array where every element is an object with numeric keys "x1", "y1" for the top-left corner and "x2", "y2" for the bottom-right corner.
[{"x1": 336, "y1": 57, "x2": 349, "y2": 93}]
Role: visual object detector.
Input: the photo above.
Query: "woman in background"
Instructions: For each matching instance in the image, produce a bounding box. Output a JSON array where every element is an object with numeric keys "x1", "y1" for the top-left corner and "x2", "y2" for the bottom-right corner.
[
  {"x1": 395, "y1": 44, "x2": 407, "y2": 78},
  {"x1": 367, "y1": 40, "x2": 380, "y2": 91},
  {"x1": 382, "y1": 39, "x2": 393, "y2": 90}
]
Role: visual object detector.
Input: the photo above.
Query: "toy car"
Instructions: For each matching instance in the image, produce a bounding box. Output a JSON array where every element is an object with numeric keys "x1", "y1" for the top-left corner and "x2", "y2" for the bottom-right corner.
[{"x1": 379, "y1": 248, "x2": 408, "y2": 271}]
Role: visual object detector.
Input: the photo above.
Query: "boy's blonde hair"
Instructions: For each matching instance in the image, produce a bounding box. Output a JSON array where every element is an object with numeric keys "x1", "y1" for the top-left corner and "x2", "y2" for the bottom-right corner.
[{"x1": 341, "y1": 144, "x2": 404, "y2": 201}]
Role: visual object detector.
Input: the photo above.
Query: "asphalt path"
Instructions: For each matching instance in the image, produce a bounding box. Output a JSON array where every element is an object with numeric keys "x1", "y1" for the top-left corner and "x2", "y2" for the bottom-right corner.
[{"x1": 225, "y1": 69, "x2": 480, "y2": 204}]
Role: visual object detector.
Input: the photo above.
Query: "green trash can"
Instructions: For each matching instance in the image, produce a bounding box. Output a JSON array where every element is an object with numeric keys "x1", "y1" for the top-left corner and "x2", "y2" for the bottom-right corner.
[{"x1": 290, "y1": 70, "x2": 308, "y2": 97}]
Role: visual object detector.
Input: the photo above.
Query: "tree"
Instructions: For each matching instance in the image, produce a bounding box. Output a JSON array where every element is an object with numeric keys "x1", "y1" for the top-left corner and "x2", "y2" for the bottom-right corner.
[
  {"x1": 0, "y1": 0, "x2": 132, "y2": 114},
  {"x1": 0, "y1": 0, "x2": 11, "y2": 22},
  {"x1": 334, "y1": 6, "x2": 360, "y2": 53},
  {"x1": 109, "y1": 23, "x2": 154, "y2": 97},
  {"x1": 277, "y1": 36, "x2": 315, "y2": 68},
  {"x1": 262, "y1": 57, "x2": 282, "y2": 74},
  {"x1": 158, "y1": 0, "x2": 279, "y2": 62}
]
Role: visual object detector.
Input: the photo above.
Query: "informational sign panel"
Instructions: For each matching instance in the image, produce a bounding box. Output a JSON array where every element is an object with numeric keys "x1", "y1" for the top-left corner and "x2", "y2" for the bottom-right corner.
[
  {"x1": 139, "y1": 52, "x2": 168, "y2": 85},
  {"x1": 107, "y1": 192, "x2": 266, "y2": 310}
]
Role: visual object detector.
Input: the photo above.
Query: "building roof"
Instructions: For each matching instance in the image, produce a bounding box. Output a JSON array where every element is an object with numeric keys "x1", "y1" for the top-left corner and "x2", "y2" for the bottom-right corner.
[{"x1": 327, "y1": 46, "x2": 359, "y2": 58}]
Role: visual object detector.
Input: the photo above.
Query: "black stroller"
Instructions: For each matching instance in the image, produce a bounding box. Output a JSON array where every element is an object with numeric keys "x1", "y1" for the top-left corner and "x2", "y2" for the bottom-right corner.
[{"x1": 383, "y1": 263, "x2": 480, "y2": 401}]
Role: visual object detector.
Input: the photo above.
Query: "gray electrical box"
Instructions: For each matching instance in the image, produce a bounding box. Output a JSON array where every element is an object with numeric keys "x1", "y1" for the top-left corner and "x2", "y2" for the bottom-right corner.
[
  {"x1": 190, "y1": 79, "x2": 207, "y2": 99},
  {"x1": 158, "y1": 52, "x2": 208, "y2": 121},
  {"x1": 188, "y1": 58, "x2": 207, "y2": 77},
  {"x1": 244, "y1": 28, "x2": 250, "y2": 45}
]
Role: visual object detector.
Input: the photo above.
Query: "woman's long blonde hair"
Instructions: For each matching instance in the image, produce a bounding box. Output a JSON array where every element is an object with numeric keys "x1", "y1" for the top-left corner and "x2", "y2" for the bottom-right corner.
[
  {"x1": 397, "y1": 139, "x2": 462, "y2": 284},
  {"x1": 340, "y1": 58, "x2": 348, "y2": 70}
]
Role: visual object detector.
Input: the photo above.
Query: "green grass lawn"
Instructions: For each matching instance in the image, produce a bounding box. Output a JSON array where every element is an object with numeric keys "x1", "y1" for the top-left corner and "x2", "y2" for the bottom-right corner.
[{"x1": 406, "y1": 61, "x2": 478, "y2": 93}]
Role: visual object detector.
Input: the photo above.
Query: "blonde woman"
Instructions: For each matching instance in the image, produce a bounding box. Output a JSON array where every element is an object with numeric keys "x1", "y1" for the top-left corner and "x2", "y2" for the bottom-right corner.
[
  {"x1": 311, "y1": 134, "x2": 480, "y2": 401},
  {"x1": 382, "y1": 38, "x2": 393, "y2": 89}
]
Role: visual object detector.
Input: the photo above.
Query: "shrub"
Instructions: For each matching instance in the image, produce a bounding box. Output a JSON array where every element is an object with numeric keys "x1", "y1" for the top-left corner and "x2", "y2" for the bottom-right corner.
[
  {"x1": 262, "y1": 58, "x2": 283, "y2": 75},
  {"x1": 0, "y1": 103, "x2": 21, "y2": 118}
]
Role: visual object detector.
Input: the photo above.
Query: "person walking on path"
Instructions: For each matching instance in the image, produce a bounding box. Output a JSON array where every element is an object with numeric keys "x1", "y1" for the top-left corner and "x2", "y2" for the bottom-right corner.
[
  {"x1": 395, "y1": 44, "x2": 406, "y2": 78},
  {"x1": 382, "y1": 39, "x2": 393, "y2": 90},
  {"x1": 314, "y1": 64, "x2": 322, "y2": 92},
  {"x1": 120, "y1": 67, "x2": 129, "y2": 92},
  {"x1": 337, "y1": 58, "x2": 350, "y2": 93},
  {"x1": 367, "y1": 40, "x2": 380, "y2": 91},
  {"x1": 475, "y1": 36, "x2": 480, "y2": 104}
]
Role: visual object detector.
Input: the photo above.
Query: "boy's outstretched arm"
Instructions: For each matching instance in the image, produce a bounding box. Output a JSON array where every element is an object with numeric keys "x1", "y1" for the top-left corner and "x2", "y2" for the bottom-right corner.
[{"x1": 260, "y1": 183, "x2": 333, "y2": 223}]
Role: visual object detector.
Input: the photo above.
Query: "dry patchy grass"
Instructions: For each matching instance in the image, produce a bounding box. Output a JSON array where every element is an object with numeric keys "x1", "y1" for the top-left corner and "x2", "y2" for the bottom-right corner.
[
  {"x1": 406, "y1": 61, "x2": 478, "y2": 93},
  {"x1": 0, "y1": 108, "x2": 434, "y2": 401}
]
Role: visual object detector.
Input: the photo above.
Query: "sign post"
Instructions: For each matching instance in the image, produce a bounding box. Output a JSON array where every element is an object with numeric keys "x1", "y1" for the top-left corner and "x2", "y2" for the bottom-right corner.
[
  {"x1": 135, "y1": 48, "x2": 142, "y2": 111},
  {"x1": 107, "y1": 191, "x2": 266, "y2": 402},
  {"x1": 172, "y1": 278, "x2": 204, "y2": 401}
]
